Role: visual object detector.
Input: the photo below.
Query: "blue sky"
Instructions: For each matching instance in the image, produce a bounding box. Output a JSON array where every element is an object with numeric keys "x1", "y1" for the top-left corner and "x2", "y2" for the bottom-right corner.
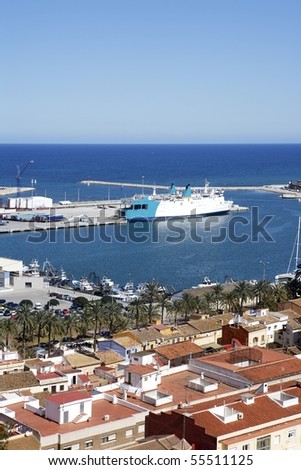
[{"x1": 1, "y1": 0, "x2": 300, "y2": 143}]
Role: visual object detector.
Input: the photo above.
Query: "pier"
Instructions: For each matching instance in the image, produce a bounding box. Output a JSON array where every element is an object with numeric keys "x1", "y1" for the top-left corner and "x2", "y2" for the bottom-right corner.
[
  {"x1": 0, "y1": 187, "x2": 34, "y2": 196},
  {"x1": 80, "y1": 180, "x2": 300, "y2": 197}
]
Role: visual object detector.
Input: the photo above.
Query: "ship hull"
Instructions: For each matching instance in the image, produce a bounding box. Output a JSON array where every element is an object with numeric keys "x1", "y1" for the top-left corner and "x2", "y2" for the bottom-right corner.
[{"x1": 125, "y1": 195, "x2": 233, "y2": 221}]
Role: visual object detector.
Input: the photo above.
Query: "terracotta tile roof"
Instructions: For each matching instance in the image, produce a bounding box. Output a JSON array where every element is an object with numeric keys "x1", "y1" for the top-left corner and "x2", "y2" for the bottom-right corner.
[
  {"x1": 46, "y1": 390, "x2": 91, "y2": 405},
  {"x1": 188, "y1": 318, "x2": 224, "y2": 333},
  {"x1": 9, "y1": 395, "x2": 145, "y2": 438},
  {"x1": 159, "y1": 324, "x2": 199, "y2": 339},
  {"x1": 94, "y1": 350, "x2": 124, "y2": 364},
  {"x1": 133, "y1": 327, "x2": 163, "y2": 342},
  {"x1": 78, "y1": 374, "x2": 90, "y2": 383},
  {"x1": 0, "y1": 371, "x2": 39, "y2": 392},
  {"x1": 126, "y1": 364, "x2": 157, "y2": 376},
  {"x1": 64, "y1": 352, "x2": 101, "y2": 368},
  {"x1": 156, "y1": 341, "x2": 203, "y2": 360},
  {"x1": 192, "y1": 384, "x2": 301, "y2": 438},
  {"x1": 239, "y1": 357, "x2": 301, "y2": 383},
  {"x1": 36, "y1": 372, "x2": 63, "y2": 381},
  {"x1": 112, "y1": 336, "x2": 140, "y2": 348}
]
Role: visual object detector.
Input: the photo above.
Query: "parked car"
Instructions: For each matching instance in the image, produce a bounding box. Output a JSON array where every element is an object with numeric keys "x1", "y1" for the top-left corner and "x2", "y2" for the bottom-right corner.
[{"x1": 35, "y1": 302, "x2": 42, "y2": 310}]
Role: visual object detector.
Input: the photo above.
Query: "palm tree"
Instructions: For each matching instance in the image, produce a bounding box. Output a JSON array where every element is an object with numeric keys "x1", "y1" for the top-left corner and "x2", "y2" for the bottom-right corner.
[
  {"x1": 251, "y1": 280, "x2": 272, "y2": 308},
  {"x1": 142, "y1": 280, "x2": 161, "y2": 323},
  {"x1": 166, "y1": 299, "x2": 180, "y2": 325},
  {"x1": 233, "y1": 281, "x2": 252, "y2": 315},
  {"x1": 202, "y1": 291, "x2": 216, "y2": 314},
  {"x1": 223, "y1": 290, "x2": 239, "y2": 313},
  {"x1": 176, "y1": 292, "x2": 196, "y2": 321},
  {"x1": 272, "y1": 283, "x2": 289, "y2": 304},
  {"x1": 42, "y1": 312, "x2": 64, "y2": 353},
  {"x1": 63, "y1": 312, "x2": 80, "y2": 339},
  {"x1": 102, "y1": 300, "x2": 129, "y2": 335},
  {"x1": 85, "y1": 300, "x2": 105, "y2": 352},
  {"x1": 0, "y1": 318, "x2": 17, "y2": 349},
  {"x1": 193, "y1": 295, "x2": 207, "y2": 315},
  {"x1": 128, "y1": 297, "x2": 148, "y2": 329},
  {"x1": 33, "y1": 309, "x2": 48, "y2": 347},
  {"x1": 211, "y1": 284, "x2": 225, "y2": 313},
  {"x1": 15, "y1": 301, "x2": 35, "y2": 357},
  {"x1": 156, "y1": 292, "x2": 173, "y2": 324}
]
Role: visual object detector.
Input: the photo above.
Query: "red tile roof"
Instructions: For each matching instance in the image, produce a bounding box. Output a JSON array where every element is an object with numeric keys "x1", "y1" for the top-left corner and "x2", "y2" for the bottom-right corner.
[
  {"x1": 192, "y1": 385, "x2": 301, "y2": 438},
  {"x1": 156, "y1": 341, "x2": 203, "y2": 360},
  {"x1": 36, "y1": 372, "x2": 63, "y2": 381},
  {"x1": 126, "y1": 364, "x2": 157, "y2": 376},
  {"x1": 46, "y1": 390, "x2": 91, "y2": 405}
]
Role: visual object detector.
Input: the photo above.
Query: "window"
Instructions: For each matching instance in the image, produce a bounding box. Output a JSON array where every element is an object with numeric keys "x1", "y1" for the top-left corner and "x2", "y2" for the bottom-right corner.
[
  {"x1": 125, "y1": 429, "x2": 133, "y2": 438},
  {"x1": 256, "y1": 435, "x2": 271, "y2": 450},
  {"x1": 101, "y1": 434, "x2": 116, "y2": 444},
  {"x1": 85, "y1": 440, "x2": 93, "y2": 448},
  {"x1": 63, "y1": 447, "x2": 72, "y2": 450},
  {"x1": 138, "y1": 424, "x2": 145, "y2": 434},
  {"x1": 288, "y1": 429, "x2": 296, "y2": 439},
  {"x1": 242, "y1": 444, "x2": 250, "y2": 450},
  {"x1": 60, "y1": 385, "x2": 64, "y2": 391}
]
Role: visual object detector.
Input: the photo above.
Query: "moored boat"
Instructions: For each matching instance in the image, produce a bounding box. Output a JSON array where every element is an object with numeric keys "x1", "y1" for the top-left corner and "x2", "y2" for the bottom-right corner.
[{"x1": 125, "y1": 181, "x2": 233, "y2": 221}]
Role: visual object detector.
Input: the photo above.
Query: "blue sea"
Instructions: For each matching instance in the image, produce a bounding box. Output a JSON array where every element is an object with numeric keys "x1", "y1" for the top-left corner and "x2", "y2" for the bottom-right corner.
[{"x1": 0, "y1": 144, "x2": 300, "y2": 290}]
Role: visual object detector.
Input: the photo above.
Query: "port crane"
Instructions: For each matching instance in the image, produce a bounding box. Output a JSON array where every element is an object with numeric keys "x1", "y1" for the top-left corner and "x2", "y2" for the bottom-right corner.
[{"x1": 16, "y1": 160, "x2": 34, "y2": 198}]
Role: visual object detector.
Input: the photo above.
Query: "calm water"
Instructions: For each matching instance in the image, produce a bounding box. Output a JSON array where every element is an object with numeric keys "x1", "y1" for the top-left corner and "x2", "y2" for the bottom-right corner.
[{"x1": 0, "y1": 144, "x2": 300, "y2": 290}]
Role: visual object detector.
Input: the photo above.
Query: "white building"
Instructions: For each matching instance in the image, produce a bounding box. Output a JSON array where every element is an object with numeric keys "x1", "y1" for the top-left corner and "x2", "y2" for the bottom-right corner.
[
  {"x1": 7, "y1": 196, "x2": 53, "y2": 210},
  {"x1": 45, "y1": 390, "x2": 92, "y2": 424}
]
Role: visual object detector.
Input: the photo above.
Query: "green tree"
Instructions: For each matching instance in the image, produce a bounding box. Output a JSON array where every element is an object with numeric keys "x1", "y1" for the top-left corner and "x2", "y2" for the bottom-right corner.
[
  {"x1": 63, "y1": 312, "x2": 80, "y2": 339},
  {"x1": 156, "y1": 292, "x2": 173, "y2": 324},
  {"x1": 166, "y1": 300, "x2": 180, "y2": 325},
  {"x1": 42, "y1": 312, "x2": 64, "y2": 353},
  {"x1": 223, "y1": 290, "x2": 239, "y2": 313},
  {"x1": 176, "y1": 292, "x2": 196, "y2": 321},
  {"x1": 128, "y1": 297, "x2": 148, "y2": 329},
  {"x1": 142, "y1": 281, "x2": 161, "y2": 323},
  {"x1": 211, "y1": 284, "x2": 225, "y2": 313},
  {"x1": 15, "y1": 301, "x2": 35, "y2": 357},
  {"x1": 85, "y1": 300, "x2": 105, "y2": 352},
  {"x1": 233, "y1": 281, "x2": 252, "y2": 315},
  {"x1": 0, "y1": 318, "x2": 17, "y2": 349},
  {"x1": 0, "y1": 422, "x2": 9, "y2": 450},
  {"x1": 251, "y1": 280, "x2": 272, "y2": 308},
  {"x1": 32, "y1": 309, "x2": 48, "y2": 347},
  {"x1": 48, "y1": 298, "x2": 60, "y2": 310},
  {"x1": 73, "y1": 296, "x2": 89, "y2": 309},
  {"x1": 102, "y1": 300, "x2": 129, "y2": 335},
  {"x1": 202, "y1": 291, "x2": 216, "y2": 314}
]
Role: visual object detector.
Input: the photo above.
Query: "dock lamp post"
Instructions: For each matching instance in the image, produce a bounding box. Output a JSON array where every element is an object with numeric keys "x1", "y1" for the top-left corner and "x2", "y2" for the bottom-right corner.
[{"x1": 260, "y1": 260, "x2": 269, "y2": 280}]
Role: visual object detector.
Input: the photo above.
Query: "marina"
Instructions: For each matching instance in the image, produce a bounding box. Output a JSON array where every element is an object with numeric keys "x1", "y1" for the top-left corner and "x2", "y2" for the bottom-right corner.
[{"x1": 0, "y1": 143, "x2": 300, "y2": 292}]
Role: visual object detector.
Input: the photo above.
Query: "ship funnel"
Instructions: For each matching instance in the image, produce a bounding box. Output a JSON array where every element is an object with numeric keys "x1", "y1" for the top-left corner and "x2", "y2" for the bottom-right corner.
[
  {"x1": 183, "y1": 184, "x2": 192, "y2": 197},
  {"x1": 169, "y1": 183, "x2": 176, "y2": 195}
]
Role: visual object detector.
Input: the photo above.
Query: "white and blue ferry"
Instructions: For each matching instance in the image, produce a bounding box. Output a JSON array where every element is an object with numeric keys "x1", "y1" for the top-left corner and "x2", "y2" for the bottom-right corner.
[{"x1": 124, "y1": 181, "x2": 233, "y2": 221}]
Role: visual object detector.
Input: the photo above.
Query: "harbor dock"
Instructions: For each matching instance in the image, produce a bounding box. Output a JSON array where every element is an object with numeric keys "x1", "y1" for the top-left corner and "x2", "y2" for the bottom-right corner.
[
  {"x1": 0, "y1": 180, "x2": 299, "y2": 235},
  {"x1": 80, "y1": 179, "x2": 300, "y2": 196}
]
